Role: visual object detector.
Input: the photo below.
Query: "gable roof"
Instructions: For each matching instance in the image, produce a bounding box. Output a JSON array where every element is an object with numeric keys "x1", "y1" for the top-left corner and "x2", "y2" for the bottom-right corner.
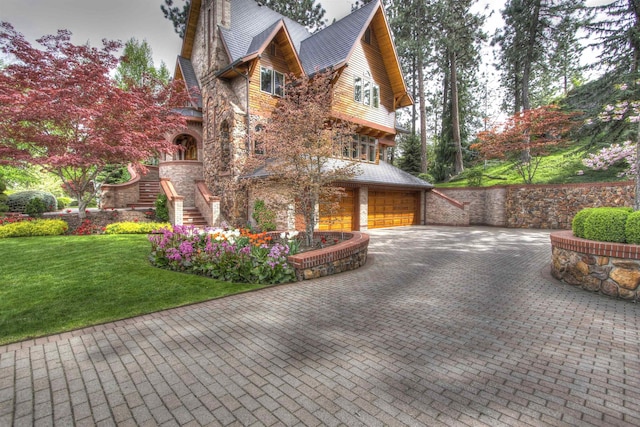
[
  {"x1": 298, "y1": 1, "x2": 378, "y2": 74},
  {"x1": 177, "y1": 0, "x2": 411, "y2": 108},
  {"x1": 176, "y1": 56, "x2": 202, "y2": 108}
]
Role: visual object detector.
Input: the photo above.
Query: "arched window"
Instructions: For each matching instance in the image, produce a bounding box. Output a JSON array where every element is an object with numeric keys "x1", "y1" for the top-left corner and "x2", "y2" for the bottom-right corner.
[
  {"x1": 220, "y1": 120, "x2": 231, "y2": 171},
  {"x1": 174, "y1": 134, "x2": 198, "y2": 160}
]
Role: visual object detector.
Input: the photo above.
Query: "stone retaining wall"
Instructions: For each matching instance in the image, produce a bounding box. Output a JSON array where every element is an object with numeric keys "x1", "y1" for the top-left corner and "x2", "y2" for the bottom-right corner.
[
  {"x1": 550, "y1": 230, "x2": 640, "y2": 301},
  {"x1": 287, "y1": 232, "x2": 369, "y2": 281},
  {"x1": 435, "y1": 181, "x2": 634, "y2": 229}
]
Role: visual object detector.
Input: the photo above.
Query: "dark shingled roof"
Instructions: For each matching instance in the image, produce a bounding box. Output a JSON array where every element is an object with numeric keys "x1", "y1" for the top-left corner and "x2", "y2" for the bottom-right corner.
[
  {"x1": 220, "y1": 0, "x2": 309, "y2": 63},
  {"x1": 245, "y1": 158, "x2": 432, "y2": 189},
  {"x1": 177, "y1": 56, "x2": 202, "y2": 108},
  {"x1": 219, "y1": 0, "x2": 381, "y2": 75},
  {"x1": 299, "y1": 1, "x2": 378, "y2": 73}
]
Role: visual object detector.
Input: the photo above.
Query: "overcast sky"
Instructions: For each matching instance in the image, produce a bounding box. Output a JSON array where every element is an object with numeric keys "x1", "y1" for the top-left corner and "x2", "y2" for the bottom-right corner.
[{"x1": 0, "y1": 0, "x2": 615, "y2": 72}]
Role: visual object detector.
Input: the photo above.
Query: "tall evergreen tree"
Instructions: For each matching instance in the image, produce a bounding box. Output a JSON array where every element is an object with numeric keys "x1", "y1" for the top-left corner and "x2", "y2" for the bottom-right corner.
[
  {"x1": 433, "y1": 0, "x2": 486, "y2": 176},
  {"x1": 161, "y1": 0, "x2": 190, "y2": 39},
  {"x1": 494, "y1": 0, "x2": 586, "y2": 114},
  {"x1": 264, "y1": 0, "x2": 327, "y2": 31},
  {"x1": 114, "y1": 38, "x2": 170, "y2": 91},
  {"x1": 587, "y1": 0, "x2": 640, "y2": 77},
  {"x1": 396, "y1": 133, "x2": 422, "y2": 176}
]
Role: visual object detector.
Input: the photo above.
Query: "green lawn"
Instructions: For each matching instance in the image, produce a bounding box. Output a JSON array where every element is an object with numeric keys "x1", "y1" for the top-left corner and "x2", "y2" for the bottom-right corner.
[
  {"x1": 0, "y1": 234, "x2": 266, "y2": 345},
  {"x1": 437, "y1": 144, "x2": 629, "y2": 188}
]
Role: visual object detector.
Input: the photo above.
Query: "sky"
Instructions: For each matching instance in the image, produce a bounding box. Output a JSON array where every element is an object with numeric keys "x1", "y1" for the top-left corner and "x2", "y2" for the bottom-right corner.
[
  {"x1": 1, "y1": 0, "x2": 614, "y2": 70},
  {"x1": 1, "y1": 0, "x2": 354, "y2": 70}
]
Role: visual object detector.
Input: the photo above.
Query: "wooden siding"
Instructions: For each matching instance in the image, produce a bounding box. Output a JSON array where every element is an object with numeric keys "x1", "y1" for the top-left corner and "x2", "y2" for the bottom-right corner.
[
  {"x1": 333, "y1": 26, "x2": 396, "y2": 133},
  {"x1": 248, "y1": 33, "x2": 301, "y2": 117}
]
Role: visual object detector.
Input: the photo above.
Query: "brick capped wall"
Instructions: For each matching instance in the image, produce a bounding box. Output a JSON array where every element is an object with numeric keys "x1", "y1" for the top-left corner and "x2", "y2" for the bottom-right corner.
[
  {"x1": 159, "y1": 162, "x2": 204, "y2": 207},
  {"x1": 434, "y1": 181, "x2": 634, "y2": 229},
  {"x1": 425, "y1": 190, "x2": 470, "y2": 226}
]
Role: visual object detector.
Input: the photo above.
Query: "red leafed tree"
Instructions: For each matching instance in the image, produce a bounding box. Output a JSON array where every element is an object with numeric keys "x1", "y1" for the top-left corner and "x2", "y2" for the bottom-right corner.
[
  {"x1": 242, "y1": 70, "x2": 360, "y2": 246},
  {"x1": 472, "y1": 105, "x2": 580, "y2": 184},
  {"x1": 0, "y1": 22, "x2": 188, "y2": 218}
]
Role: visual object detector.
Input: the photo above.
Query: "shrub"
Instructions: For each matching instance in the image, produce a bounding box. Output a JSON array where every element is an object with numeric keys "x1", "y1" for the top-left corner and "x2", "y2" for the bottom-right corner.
[
  {"x1": 252, "y1": 199, "x2": 276, "y2": 232},
  {"x1": 7, "y1": 191, "x2": 57, "y2": 213},
  {"x1": 465, "y1": 169, "x2": 483, "y2": 187},
  {"x1": 0, "y1": 219, "x2": 68, "y2": 238},
  {"x1": 572, "y1": 208, "x2": 596, "y2": 238},
  {"x1": 0, "y1": 181, "x2": 8, "y2": 213},
  {"x1": 155, "y1": 194, "x2": 169, "y2": 222},
  {"x1": 57, "y1": 196, "x2": 72, "y2": 210},
  {"x1": 24, "y1": 198, "x2": 47, "y2": 218},
  {"x1": 583, "y1": 207, "x2": 632, "y2": 243},
  {"x1": 626, "y1": 211, "x2": 640, "y2": 244},
  {"x1": 104, "y1": 221, "x2": 171, "y2": 234}
]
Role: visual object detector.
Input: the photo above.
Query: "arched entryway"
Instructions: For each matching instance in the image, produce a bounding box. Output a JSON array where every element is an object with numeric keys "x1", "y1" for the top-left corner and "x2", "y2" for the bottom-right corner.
[{"x1": 173, "y1": 134, "x2": 198, "y2": 160}]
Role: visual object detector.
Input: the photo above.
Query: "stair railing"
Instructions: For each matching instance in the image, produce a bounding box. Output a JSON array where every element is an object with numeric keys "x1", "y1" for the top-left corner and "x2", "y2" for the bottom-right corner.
[{"x1": 195, "y1": 180, "x2": 221, "y2": 227}]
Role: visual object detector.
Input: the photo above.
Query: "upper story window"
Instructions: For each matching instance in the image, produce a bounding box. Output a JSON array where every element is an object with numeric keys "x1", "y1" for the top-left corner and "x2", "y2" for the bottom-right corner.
[
  {"x1": 354, "y1": 72, "x2": 379, "y2": 108},
  {"x1": 363, "y1": 27, "x2": 372, "y2": 44},
  {"x1": 261, "y1": 67, "x2": 285, "y2": 97},
  {"x1": 220, "y1": 120, "x2": 231, "y2": 171},
  {"x1": 335, "y1": 134, "x2": 378, "y2": 163}
]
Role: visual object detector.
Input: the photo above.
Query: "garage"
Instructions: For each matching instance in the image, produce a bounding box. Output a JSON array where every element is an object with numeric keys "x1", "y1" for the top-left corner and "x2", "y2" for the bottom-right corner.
[
  {"x1": 318, "y1": 189, "x2": 356, "y2": 231},
  {"x1": 367, "y1": 190, "x2": 419, "y2": 229}
]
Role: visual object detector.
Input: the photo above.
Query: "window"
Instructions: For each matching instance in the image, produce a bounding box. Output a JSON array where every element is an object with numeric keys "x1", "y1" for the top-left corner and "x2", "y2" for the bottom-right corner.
[
  {"x1": 354, "y1": 73, "x2": 379, "y2": 108},
  {"x1": 260, "y1": 67, "x2": 285, "y2": 97},
  {"x1": 336, "y1": 134, "x2": 378, "y2": 163},
  {"x1": 261, "y1": 67, "x2": 273, "y2": 94},
  {"x1": 363, "y1": 80, "x2": 371, "y2": 106},
  {"x1": 274, "y1": 71, "x2": 284, "y2": 97},
  {"x1": 354, "y1": 77, "x2": 362, "y2": 103},
  {"x1": 269, "y1": 41, "x2": 277, "y2": 56},
  {"x1": 363, "y1": 27, "x2": 371, "y2": 44},
  {"x1": 372, "y1": 84, "x2": 380, "y2": 108},
  {"x1": 253, "y1": 125, "x2": 265, "y2": 155}
]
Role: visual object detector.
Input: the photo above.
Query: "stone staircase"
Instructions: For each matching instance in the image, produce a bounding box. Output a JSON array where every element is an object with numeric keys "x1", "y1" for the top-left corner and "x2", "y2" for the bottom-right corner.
[
  {"x1": 183, "y1": 207, "x2": 208, "y2": 227},
  {"x1": 137, "y1": 181, "x2": 161, "y2": 208}
]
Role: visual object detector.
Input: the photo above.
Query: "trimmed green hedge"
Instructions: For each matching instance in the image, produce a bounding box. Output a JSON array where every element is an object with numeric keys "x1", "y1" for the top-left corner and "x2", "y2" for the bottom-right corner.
[
  {"x1": 572, "y1": 207, "x2": 637, "y2": 243},
  {"x1": 0, "y1": 219, "x2": 68, "y2": 238},
  {"x1": 626, "y1": 211, "x2": 640, "y2": 244},
  {"x1": 571, "y1": 208, "x2": 596, "y2": 239},
  {"x1": 104, "y1": 221, "x2": 171, "y2": 235}
]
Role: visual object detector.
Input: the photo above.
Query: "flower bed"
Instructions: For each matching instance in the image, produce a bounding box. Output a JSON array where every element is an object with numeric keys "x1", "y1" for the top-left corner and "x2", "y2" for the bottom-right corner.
[
  {"x1": 148, "y1": 225, "x2": 370, "y2": 284},
  {"x1": 550, "y1": 230, "x2": 640, "y2": 301}
]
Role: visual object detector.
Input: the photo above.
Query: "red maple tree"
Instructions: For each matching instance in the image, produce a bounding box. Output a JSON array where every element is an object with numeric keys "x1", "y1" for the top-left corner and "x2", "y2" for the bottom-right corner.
[
  {"x1": 0, "y1": 23, "x2": 188, "y2": 218},
  {"x1": 472, "y1": 105, "x2": 581, "y2": 184}
]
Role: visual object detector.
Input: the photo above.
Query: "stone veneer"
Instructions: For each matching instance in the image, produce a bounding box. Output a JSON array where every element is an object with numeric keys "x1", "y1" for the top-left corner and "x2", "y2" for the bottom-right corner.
[
  {"x1": 435, "y1": 181, "x2": 634, "y2": 229},
  {"x1": 550, "y1": 230, "x2": 640, "y2": 301},
  {"x1": 286, "y1": 232, "x2": 369, "y2": 281}
]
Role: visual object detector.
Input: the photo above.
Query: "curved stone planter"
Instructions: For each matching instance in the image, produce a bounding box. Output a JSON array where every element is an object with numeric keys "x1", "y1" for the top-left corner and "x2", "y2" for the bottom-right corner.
[
  {"x1": 286, "y1": 231, "x2": 369, "y2": 281},
  {"x1": 550, "y1": 230, "x2": 640, "y2": 301}
]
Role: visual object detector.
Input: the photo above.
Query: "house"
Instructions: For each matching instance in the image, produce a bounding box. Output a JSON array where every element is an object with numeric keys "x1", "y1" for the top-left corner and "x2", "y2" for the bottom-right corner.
[{"x1": 103, "y1": 0, "x2": 433, "y2": 230}]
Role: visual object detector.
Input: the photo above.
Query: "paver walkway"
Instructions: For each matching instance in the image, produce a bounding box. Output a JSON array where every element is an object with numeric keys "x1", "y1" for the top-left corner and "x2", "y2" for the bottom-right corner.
[{"x1": 1, "y1": 226, "x2": 639, "y2": 426}]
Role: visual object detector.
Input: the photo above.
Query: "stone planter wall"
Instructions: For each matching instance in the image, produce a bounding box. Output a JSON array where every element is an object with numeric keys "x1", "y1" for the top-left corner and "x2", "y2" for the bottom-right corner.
[
  {"x1": 287, "y1": 232, "x2": 369, "y2": 281},
  {"x1": 550, "y1": 230, "x2": 640, "y2": 301}
]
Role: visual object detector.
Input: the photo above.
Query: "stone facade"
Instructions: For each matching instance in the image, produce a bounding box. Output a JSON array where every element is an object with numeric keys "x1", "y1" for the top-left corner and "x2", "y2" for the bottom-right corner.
[
  {"x1": 435, "y1": 181, "x2": 634, "y2": 229},
  {"x1": 551, "y1": 230, "x2": 640, "y2": 301}
]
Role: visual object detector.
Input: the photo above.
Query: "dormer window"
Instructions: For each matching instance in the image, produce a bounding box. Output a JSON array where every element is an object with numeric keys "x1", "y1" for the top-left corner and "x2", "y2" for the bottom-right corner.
[
  {"x1": 261, "y1": 66, "x2": 285, "y2": 97},
  {"x1": 363, "y1": 26, "x2": 372, "y2": 44},
  {"x1": 269, "y1": 41, "x2": 277, "y2": 56}
]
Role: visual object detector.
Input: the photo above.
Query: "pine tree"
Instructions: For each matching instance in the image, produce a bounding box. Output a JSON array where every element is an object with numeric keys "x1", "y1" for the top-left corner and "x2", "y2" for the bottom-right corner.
[
  {"x1": 264, "y1": 0, "x2": 327, "y2": 31},
  {"x1": 397, "y1": 133, "x2": 422, "y2": 176}
]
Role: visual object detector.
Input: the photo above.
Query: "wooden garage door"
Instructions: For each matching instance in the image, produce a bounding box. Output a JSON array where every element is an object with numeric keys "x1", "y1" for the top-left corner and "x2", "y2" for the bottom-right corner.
[
  {"x1": 368, "y1": 190, "x2": 419, "y2": 229},
  {"x1": 318, "y1": 189, "x2": 356, "y2": 231}
]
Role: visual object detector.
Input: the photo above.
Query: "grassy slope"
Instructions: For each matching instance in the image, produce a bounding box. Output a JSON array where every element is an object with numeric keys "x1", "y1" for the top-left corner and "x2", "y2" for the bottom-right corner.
[
  {"x1": 0, "y1": 234, "x2": 266, "y2": 345},
  {"x1": 436, "y1": 143, "x2": 630, "y2": 188}
]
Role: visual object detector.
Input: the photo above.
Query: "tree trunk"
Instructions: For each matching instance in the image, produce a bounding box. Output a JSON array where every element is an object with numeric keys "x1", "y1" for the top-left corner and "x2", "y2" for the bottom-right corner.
[
  {"x1": 522, "y1": 0, "x2": 542, "y2": 112},
  {"x1": 449, "y1": 50, "x2": 464, "y2": 175},
  {"x1": 418, "y1": 55, "x2": 428, "y2": 174}
]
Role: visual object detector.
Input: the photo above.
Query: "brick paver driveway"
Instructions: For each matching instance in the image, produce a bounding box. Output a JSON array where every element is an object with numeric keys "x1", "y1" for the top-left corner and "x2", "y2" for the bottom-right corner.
[{"x1": 1, "y1": 226, "x2": 639, "y2": 426}]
